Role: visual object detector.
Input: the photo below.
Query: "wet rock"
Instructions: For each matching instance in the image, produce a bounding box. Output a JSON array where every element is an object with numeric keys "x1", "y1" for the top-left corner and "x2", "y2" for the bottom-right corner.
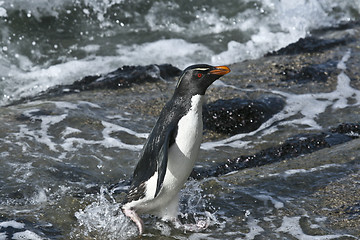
[
  {"x1": 191, "y1": 123, "x2": 360, "y2": 179},
  {"x1": 203, "y1": 96, "x2": 285, "y2": 135},
  {"x1": 331, "y1": 122, "x2": 360, "y2": 137},
  {"x1": 223, "y1": 137, "x2": 360, "y2": 237},
  {"x1": 276, "y1": 60, "x2": 337, "y2": 83},
  {"x1": 72, "y1": 64, "x2": 181, "y2": 90},
  {"x1": 311, "y1": 166, "x2": 360, "y2": 236},
  {"x1": 342, "y1": 203, "x2": 360, "y2": 219},
  {"x1": 266, "y1": 36, "x2": 351, "y2": 56},
  {"x1": 15, "y1": 109, "x2": 53, "y2": 121}
]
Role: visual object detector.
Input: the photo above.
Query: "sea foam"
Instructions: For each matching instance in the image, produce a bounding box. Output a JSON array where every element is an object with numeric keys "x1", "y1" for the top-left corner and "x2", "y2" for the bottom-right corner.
[{"x1": 1, "y1": 0, "x2": 359, "y2": 105}]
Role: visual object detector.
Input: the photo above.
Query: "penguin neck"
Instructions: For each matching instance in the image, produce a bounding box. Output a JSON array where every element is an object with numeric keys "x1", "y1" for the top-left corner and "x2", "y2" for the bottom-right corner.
[
  {"x1": 172, "y1": 93, "x2": 205, "y2": 115},
  {"x1": 188, "y1": 94, "x2": 204, "y2": 113}
]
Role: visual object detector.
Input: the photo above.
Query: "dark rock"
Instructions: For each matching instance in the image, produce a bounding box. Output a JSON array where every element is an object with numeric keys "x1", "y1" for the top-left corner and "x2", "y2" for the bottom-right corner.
[
  {"x1": 311, "y1": 20, "x2": 360, "y2": 34},
  {"x1": 277, "y1": 60, "x2": 337, "y2": 83},
  {"x1": 266, "y1": 36, "x2": 352, "y2": 56},
  {"x1": 8, "y1": 64, "x2": 181, "y2": 106},
  {"x1": 203, "y1": 96, "x2": 285, "y2": 135},
  {"x1": 72, "y1": 64, "x2": 181, "y2": 90},
  {"x1": 16, "y1": 109, "x2": 53, "y2": 121},
  {"x1": 331, "y1": 122, "x2": 360, "y2": 137},
  {"x1": 191, "y1": 123, "x2": 359, "y2": 179},
  {"x1": 342, "y1": 202, "x2": 360, "y2": 218}
]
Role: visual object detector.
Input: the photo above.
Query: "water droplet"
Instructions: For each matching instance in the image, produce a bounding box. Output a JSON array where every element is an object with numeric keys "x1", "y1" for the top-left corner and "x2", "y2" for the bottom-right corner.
[{"x1": 83, "y1": 8, "x2": 90, "y2": 15}]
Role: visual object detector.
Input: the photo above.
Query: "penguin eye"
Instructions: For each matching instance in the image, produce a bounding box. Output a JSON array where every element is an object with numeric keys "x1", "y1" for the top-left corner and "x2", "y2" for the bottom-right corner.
[{"x1": 197, "y1": 73, "x2": 202, "y2": 78}]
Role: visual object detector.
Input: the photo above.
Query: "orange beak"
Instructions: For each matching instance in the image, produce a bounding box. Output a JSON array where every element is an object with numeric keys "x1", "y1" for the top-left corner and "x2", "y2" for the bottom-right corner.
[{"x1": 209, "y1": 65, "x2": 231, "y2": 75}]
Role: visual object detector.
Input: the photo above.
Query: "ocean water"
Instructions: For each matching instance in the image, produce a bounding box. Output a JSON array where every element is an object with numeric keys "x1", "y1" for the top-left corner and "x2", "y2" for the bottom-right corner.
[
  {"x1": 0, "y1": 0, "x2": 359, "y2": 105},
  {"x1": 1, "y1": 1, "x2": 360, "y2": 240}
]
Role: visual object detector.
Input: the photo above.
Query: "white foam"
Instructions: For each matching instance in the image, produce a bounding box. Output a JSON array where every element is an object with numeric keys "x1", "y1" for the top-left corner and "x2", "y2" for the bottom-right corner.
[
  {"x1": 12, "y1": 230, "x2": 43, "y2": 240},
  {"x1": 0, "y1": 0, "x2": 75, "y2": 19},
  {"x1": 15, "y1": 114, "x2": 67, "y2": 152},
  {"x1": 11, "y1": 101, "x2": 147, "y2": 155},
  {"x1": 244, "y1": 218, "x2": 264, "y2": 240},
  {"x1": 187, "y1": 233, "x2": 218, "y2": 240},
  {"x1": 0, "y1": 1, "x2": 6, "y2": 17},
  {"x1": 0, "y1": 220, "x2": 25, "y2": 229},
  {"x1": 202, "y1": 50, "x2": 360, "y2": 150},
  {"x1": 276, "y1": 216, "x2": 347, "y2": 239},
  {"x1": 31, "y1": 188, "x2": 48, "y2": 204},
  {"x1": 101, "y1": 121, "x2": 148, "y2": 139},
  {"x1": 282, "y1": 164, "x2": 342, "y2": 177},
  {"x1": 1, "y1": 1, "x2": 360, "y2": 105},
  {"x1": 154, "y1": 221, "x2": 172, "y2": 236},
  {"x1": 59, "y1": 120, "x2": 147, "y2": 152},
  {"x1": 106, "y1": 114, "x2": 130, "y2": 121},
  {"x1": 253, "y1": 194, "x2": 284, "y2": 209},
  {"x1": 337, "y1": 49, "x2": 351, "y2": 70},
  {"x1": 116, "y1": 39, "x2": 213, "y2": 68},
  {"x1": 211, "y1": 0, "x2": 337, "y2": 65},
  {"x1": 80, "y1": 44, "x2": 101, "y2": 53},
  {"x1": 77, "y1": 101, "x2": 101, "y2": 108},
  {"x1": 52, "y1": 101, "x2": 79, "y2": 110},
  {"x1": 0, "y1": 232, "x2": 6, "y2": 240},
  {"x1": 2, "y1": 56, "x2": 123, "y2": 105},
  {"x1": 61, "y1": 127, "x2": 81, "y2": 137}
]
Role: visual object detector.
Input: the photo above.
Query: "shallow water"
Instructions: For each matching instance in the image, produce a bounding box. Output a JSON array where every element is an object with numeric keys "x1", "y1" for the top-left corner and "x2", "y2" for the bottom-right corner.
[
  {"x1": 1, "y1": 42, "x2": 360, "y2": 239},
  {"x1": 1, "y1": 0, "x2": 360, "y2": 239}
]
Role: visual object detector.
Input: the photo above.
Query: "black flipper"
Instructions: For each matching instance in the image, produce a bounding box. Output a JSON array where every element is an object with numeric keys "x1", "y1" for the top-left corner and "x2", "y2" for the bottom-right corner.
[
  {"x1": 124, "y1": 98, "x2": 183, "y2": 204},
  {"x1": 154, "y1": 128, "x2": 172, "y2": 198}
]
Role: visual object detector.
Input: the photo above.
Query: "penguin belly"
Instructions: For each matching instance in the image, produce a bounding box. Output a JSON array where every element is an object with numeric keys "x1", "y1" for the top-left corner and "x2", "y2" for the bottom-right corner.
[{"x1": 133, "y1": 95, "x2": 204, "y2": 219}]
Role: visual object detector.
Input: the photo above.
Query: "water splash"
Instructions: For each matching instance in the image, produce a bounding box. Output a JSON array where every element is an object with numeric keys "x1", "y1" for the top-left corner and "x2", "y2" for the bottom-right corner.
[
  {"x1": 72, "y1": 178, "x2": 223, "y2": 239},
  {"x1": 180, "y1": 180, "x2": 221, "y2": 229},
  {"x1": 72, "y1": 187, "x2": 138, "y2": 240}
]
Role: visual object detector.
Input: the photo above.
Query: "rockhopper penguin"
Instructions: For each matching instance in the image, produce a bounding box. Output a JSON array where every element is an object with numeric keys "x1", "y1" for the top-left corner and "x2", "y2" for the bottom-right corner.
[{"x1": 122, "y1": 64, "x2": 230, "y2": 234}]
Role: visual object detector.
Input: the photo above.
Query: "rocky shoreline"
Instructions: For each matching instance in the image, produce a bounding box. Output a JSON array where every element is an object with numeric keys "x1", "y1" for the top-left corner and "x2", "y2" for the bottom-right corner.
[{"x1": 4, "y1": 21, "x2": 360, "y2": 237}]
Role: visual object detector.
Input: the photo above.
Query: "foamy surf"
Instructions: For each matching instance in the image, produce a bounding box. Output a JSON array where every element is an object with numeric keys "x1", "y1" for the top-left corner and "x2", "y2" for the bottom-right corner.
[
  {"x1": 0, "y1": 221, "x2": 43, "y2": 240},
  {"x1": 1, "y1": 0, "x2": 360, "y2": 105}
]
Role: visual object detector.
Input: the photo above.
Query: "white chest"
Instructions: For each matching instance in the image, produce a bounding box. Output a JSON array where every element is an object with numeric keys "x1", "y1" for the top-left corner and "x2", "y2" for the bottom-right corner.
[
  {"x1": 125, "y1": 95, "x2": 205, "y2": 216},
  {"x1": 165, "y1": 95, "x2": 204, "y2": 189}
]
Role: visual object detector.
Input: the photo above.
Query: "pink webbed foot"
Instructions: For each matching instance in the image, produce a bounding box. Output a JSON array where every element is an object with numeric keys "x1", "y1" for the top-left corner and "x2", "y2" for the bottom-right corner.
[{"x1": 122, "y1": 208, "x2": 144, "y2": 235}]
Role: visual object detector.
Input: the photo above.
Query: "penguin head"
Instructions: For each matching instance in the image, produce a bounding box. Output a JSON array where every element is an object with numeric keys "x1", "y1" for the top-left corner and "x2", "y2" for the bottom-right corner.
[{"x1": 175, "y1": 64, "x2": 230, "y2": 96}]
